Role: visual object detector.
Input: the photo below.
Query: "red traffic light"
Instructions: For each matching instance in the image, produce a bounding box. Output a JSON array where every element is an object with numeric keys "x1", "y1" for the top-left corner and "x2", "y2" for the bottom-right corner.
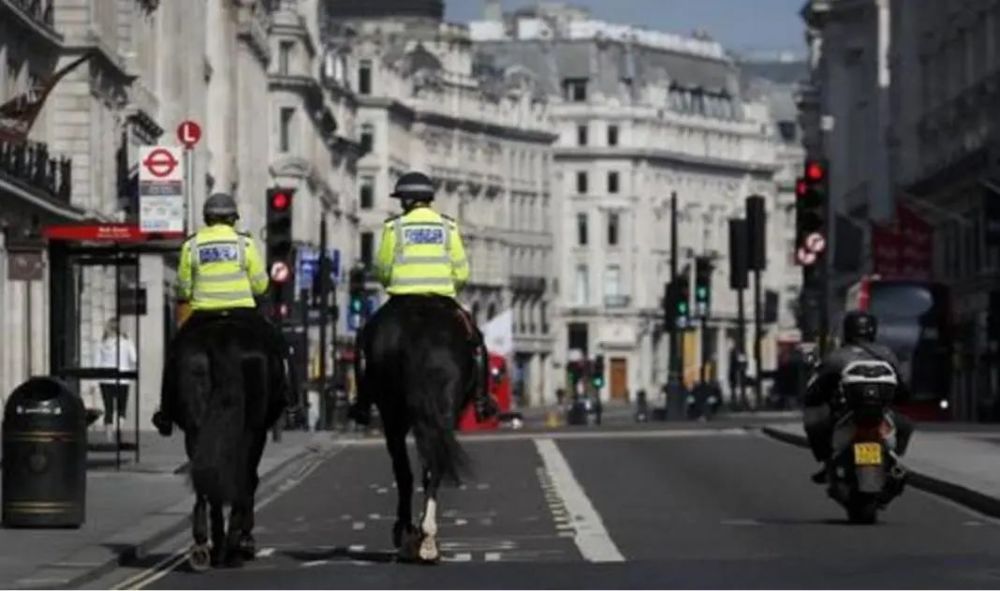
[
  {"x1": 270, "y1": 191, "x2": 291, "y2": 211},
  {"x1": 805, "y1": 161, "x2": 825, "y2": 182}
]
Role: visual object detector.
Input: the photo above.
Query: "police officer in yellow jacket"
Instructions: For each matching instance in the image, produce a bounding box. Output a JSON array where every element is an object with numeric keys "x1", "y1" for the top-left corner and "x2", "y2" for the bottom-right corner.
[
  {"x1": 347, "y1": 172, "x2": 498, "y2": 425},
  {"x1": 153, "y1": 193, "x2": 289, "y2": 436}
]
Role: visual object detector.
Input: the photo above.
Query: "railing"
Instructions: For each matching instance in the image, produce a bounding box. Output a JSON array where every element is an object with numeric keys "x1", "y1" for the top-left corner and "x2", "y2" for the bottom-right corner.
[
  {"x1": 511, "y1": 275, "x2": 546, "y2": 293},
  {"x1": 604, "y1": 294, "x2": 631, "y2": 308},
  {"x1": 0, "y1": 138, "x2": 72, "y2": 203}
]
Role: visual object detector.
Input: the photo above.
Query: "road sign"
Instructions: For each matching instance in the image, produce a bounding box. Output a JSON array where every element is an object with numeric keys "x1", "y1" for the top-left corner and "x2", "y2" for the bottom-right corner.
[
  {"x1": 328, "y1": 248, "x2": 341, "y2": 282},
  {"x1": 297, "y1": 247, "x2": 319, "y2": 294},
  {"x1": 270, "y1": 261, "x2": 291, "y2": 283},
  {"x1": 805, "y1": 232, "x2": 826, "y2": 254},
  {"x1": 138, "y1": 146, "x2": 184, "y2": 234},
  {"x1": 177, "y1": 120, "x2": 202, "y2": 149},
  {"x1": 43, "y1": 223, "x2": 179, "y2": 242}
]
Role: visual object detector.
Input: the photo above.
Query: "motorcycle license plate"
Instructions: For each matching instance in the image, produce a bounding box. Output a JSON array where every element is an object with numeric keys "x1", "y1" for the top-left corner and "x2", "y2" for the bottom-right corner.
[{"x1": 853, "y1": 443, "x2": 882, "y2": 466}]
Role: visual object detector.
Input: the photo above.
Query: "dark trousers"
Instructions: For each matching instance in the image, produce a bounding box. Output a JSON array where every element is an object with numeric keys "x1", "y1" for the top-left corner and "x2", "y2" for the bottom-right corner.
[{"x1": 100, "y1": 383, "x2": 129, "y2": 424}]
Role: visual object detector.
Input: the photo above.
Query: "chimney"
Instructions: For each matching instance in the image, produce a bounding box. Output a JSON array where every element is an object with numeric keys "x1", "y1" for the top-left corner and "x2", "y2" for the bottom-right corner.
[{"x1": 484, "y1": 0, "x2": 502, "y2": 21}]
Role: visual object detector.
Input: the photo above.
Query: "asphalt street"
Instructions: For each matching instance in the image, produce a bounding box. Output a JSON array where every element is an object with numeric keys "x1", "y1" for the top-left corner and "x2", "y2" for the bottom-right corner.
[{"x1": 100, "y1": 423, "x2": 1000, "y2": 589}]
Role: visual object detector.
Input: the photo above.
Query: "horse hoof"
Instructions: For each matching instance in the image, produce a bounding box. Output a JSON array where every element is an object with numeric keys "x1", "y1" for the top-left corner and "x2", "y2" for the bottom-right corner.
[
  {"x1": 418, "y1": 534, "x2": 439, "y2": 563},
  {"x1": 393, "y1": 522, "x2": 417, "y2": 549},
  {"x1": 189, "y1": 544, "x2": 211, "y2": 572},
  {"x1": 239, "y1": 534, "x2": 256, "y2": 561},
  {"x1": 397, "y1": 527, "x2": 422, "y2": 562}
]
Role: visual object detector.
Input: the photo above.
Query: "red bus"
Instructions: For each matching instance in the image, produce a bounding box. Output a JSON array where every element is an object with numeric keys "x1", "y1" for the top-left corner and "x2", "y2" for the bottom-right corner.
[
  {"x1": 458, "y1": 353, "x2": 511, "y2": 432},
  {"x1": 846, "y1": 276, "x2": 953, "y2": 421}
]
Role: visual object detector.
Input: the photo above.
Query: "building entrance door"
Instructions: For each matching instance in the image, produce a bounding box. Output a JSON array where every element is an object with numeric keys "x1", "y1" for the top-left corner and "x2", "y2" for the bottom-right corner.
[{"x1": 610, "y1": 357, "x2": 628, "y2": 401}]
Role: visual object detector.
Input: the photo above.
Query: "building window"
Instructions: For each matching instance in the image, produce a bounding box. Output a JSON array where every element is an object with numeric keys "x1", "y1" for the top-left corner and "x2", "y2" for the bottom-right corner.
[
  {"x1": 359, "y1": 60, "x2": 372, "y2": 95},
  {"x1": 577, "y1": 212, "x2": 588, "y2": 246},
  {"x1": 487, "y1": 303, "x2": 497, "y2": 320},
  {"x1": 279, "y1": 107, "x2": 295, "y2": 153},
  {"x1": 360, "y1": 232, "x2": 374, "y2": 268},
  {"x1": 777, "y1": 120, "x2": 797, "y2": 142},
  {"x1": 576, "y1": 171, "x2": 588, "y2": 194},
  {"x1": 575, "y1": 264, "x2": 589, "y2": 306},
  {"x1": 576, "y1": 124, "x2": 588, "y2": 146},
  {"x1": 563, "y1": 78, "x2": 588, "y2": 102},
  {"x1": 608, "y1": 124, "x2": 619, "y2": 146},
  {"x1": 360, "y1": 124, "x2": 374, "y2": 154},
  {"x1": 568, "y1": 322, "x2": 588, "y2": 357},
  {"x1": 607, "y1": 171, "x2": 619, "y2": 194},
  {"x1": 278, "y1": 40, "x2": 293, "y2": 75},
  {"x1": 604, "y1": 264, "x2": 621, "y2": 298},
  {"x1": 360, "y1": 176, "x2": 374, "y2": 210},
  {"x1": 607, "y1": 211, "x2": 619, "y2": 246}
]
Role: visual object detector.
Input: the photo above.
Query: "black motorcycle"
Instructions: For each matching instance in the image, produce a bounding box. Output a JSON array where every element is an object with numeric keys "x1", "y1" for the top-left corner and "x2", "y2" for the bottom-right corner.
[{"x1": 823, "y1": 359, "x2": 908, "y2": 524}]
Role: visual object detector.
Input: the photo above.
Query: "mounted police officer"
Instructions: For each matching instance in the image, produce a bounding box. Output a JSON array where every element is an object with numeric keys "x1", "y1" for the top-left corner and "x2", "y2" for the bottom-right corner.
[
  {"x1": 347, "y1": 171, "x2": 499, "y2": 426},
  {"x1": 153, "y1": 193, "x2": 293, "y2": 436}
]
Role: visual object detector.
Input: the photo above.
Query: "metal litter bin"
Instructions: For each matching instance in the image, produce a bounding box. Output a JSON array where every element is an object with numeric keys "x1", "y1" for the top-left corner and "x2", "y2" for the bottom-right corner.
[{"x1": 2, "y1": 377, "x2": 86, "y2": 528}]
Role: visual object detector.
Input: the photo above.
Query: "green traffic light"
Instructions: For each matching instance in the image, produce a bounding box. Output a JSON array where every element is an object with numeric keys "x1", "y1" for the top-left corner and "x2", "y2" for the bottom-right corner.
[
  {"x1": 678, "y1": 302, "x2": 689, "y2": 315},
  {"x1": 696, "y1": 286, "x2": 707, "y2": 300},
  {"x1": 351, "y1": 298, "x2": 363, "y2": 313}
]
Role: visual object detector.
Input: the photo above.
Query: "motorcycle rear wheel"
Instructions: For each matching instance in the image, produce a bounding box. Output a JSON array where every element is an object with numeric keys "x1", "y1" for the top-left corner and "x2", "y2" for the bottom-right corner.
[{"x1": 847, "y1": 495, "x2": 879, "y2": 524}]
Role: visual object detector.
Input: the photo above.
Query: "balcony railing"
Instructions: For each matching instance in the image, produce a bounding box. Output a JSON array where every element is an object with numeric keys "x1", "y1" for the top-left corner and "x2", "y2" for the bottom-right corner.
[
  {"x1": 0, "y1": 138, "x2": 72, "y2": 203},
  {"x1": 604, "y1": 294, "x2": 631, "y2": 308},
  {"x1": 511, "y1": 275, "x2": 546, "y2": 293}
]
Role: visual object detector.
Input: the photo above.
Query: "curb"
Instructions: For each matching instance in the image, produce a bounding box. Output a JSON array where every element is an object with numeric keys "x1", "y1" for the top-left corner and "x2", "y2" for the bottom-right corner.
[
  {"x1": 18, "y1": 433, "x2": 336, "y2": 590},
  {"x1": 760, "y1": 426, "x2": 1000, "y2": 520}
]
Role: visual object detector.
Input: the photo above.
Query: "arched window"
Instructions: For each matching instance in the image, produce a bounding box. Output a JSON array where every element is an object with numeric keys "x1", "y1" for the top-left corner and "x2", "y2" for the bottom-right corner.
[
  {"x1": 487, "y1": 303, "x2": 497, "y2": 321},
  {"x1": 472, "y1": 302, "x2": 481, "y2": 324}
]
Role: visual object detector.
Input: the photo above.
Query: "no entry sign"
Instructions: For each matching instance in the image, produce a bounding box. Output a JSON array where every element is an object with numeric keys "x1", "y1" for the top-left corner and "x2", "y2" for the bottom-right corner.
[{"x1": 138, "y1": 146, "x2": 184, "y2": 234}]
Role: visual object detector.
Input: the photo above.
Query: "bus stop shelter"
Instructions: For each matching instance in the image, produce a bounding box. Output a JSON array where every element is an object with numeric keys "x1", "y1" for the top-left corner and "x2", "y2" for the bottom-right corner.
[{"x1": 45, "y1": 222, "x2": 182, "y2": 470}]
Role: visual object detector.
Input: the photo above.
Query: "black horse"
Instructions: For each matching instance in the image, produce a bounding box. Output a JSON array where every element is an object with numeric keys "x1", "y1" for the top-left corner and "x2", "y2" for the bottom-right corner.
[
  {"x1": 161, "y1": 314, "x2": 289, "y2": 570},
  {"x1": 355, "y1": 295, "x2": 483, "y2": 562}
]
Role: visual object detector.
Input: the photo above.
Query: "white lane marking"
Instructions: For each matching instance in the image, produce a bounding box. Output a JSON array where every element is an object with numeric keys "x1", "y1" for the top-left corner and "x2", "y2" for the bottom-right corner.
[
  {"x1": 476, "y1": 483, "x2": 490, "y2": 490},
  {"x1": 116, "y1": 445, "x2": 341, "y2": 589},
  {"x1": 376, "y1": 487, "x2": 389, "y2": 495},
  {"x1": 256, "y1": 547, "x2": 276, "y2": 558},
  {"x1": 349, "y1": 544, "x2": 366, "y2": 552},
  {"x1": 454, "y1": 518, "x2": 468, "y2": 526},
  {"x1": 443, "y1": 552, "x2": 472, "y2": 562},
  {"x1": 485, "y1": 552, "x2": 502, "y2": 562},
  {"x1": 964, "y1": 520, "x2": 984, "y2": 527},
  {"x1": 534, "y1": 438, "x2": 625, "y2": 563},
  {"x1": 303, "y1": 560, "x2": 328, "y2": 568},
  {"x1": 368, "y1": 513, "x2": 381, "y2": 520},
  {"x1": 352, "y1": 521, "x2": 366, "y2": 531}
]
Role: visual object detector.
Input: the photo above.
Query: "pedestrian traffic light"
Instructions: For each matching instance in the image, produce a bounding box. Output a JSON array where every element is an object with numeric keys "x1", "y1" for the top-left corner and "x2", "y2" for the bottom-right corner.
[
  {"x1": 796, "y1": 159, "x2": 827, "y2": 267},
  {"x1": 591, "y1": 355, "x2": 605, "y2": 388},
  {"x1": 695, "y1": 257, "x2": 712, "y2": 317}
]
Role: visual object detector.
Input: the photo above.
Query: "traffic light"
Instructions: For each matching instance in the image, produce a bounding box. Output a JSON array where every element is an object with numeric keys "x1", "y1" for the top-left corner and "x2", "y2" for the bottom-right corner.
[
  {"x1": 567, "y1": 360, "x2": 583, "y2": 386},
  {"x1": 675, "y1": 273, "x2": 691, "y2": 329},
  {"x1": 591, "y1": 355, "x2": 605, "y2": 388},
  {"x1": 795, "y1": 159, "x2": 827, "y2": 267},
  {"x1": 695, "y1": 257, "x2": 712, "y2": 317},
  {"x1": 348, "y1": 266, "x2": 365, "y2": 319},
  {"x1": 266, "y1": 187, "x2": 295, "y2": 316}
]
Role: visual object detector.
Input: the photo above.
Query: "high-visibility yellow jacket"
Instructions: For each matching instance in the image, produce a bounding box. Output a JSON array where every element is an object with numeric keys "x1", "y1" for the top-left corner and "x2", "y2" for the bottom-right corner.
[
  {"x1": 374, "y1": 206, "x2": 469, "y2": 297},
  {"x1": 177, "y1": 224, "x2": 269, "y2": 311}
]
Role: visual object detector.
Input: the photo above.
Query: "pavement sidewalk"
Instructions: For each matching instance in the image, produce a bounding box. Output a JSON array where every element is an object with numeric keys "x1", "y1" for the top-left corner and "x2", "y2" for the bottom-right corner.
[
  {"x1": 0, "y1": 429, "x2": 336, "y2": 590},
  {"x1": 763, "y1": 421, "x2": 1000, "y2": 518}
]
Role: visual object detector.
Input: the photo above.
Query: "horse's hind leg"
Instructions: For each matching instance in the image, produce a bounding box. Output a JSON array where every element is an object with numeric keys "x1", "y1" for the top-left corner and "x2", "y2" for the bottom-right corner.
[
  {"x1": 189, "y1": 496, "x2": 211, "y2": 572},
  {"x1": 239, "y1": 431, "x2": 266, "y2": 560},
  {"x1": 418, "y1": 468, "x2": 442, "y2": 563},
  {"x1": 386, "y1": 428, "x2": 417, "y2": 553},
  {"x1": 209, "y1": 501, "x2": 225, "y2": 567},
  {"x1": 222, "y1": 503, "x2": 247, "y2": 568}
]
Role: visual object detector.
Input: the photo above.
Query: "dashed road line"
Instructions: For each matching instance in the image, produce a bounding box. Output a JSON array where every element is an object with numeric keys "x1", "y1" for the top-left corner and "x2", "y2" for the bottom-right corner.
[
  {"x1": 256, "y1": 547, "x2": 276, "y2": 558},
  {"x1": 534, "y1": 438, "x2": 625, "y2": 563}
]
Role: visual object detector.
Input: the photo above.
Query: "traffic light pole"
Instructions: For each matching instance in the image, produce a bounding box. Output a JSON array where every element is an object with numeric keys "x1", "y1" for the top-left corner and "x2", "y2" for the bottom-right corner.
[
  {"x1": 669, "y1": 192, "x2": 681, "y2": 386},
  {"x1": 700, "y1": 313, "x2": 709, "y2": 384},
  {"x1": 753, "y1": 268, "x2": 763, "y2": 409},
  {"x1": 318, "y1": 215, "x2": 329, "y2": 431},
  {"x1": 736, "y1": 285, "x2": 747, "y2": 408}
]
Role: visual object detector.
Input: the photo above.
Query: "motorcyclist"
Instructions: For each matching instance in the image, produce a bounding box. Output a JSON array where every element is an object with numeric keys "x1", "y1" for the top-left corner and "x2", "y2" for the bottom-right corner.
[
  {"x1": 152, "y1": 193, "x2": 294, "y2": 436},
  {"x1": 803, "y1": 310, "x2": 914, "y2": 484},
  {"x1": 346, "y1": 171, "x2": 499, "y2": 426}
]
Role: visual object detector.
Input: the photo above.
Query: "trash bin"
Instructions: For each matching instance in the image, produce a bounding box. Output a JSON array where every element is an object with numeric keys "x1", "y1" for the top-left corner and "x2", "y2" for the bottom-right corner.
[{"x1": 2, "y1": 377, "x2": 86, "y2": 528}]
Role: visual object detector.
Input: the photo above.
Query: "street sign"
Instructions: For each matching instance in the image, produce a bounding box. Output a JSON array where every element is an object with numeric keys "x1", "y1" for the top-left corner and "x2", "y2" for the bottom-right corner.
[
  {"x1": 177, "y1": 120, "x2": 202, "y2": 149},
  {"x1": 7, "y1": 251, "x2": 44, "y2": 281},
  {"x1": 328, "y1": 248, "x2": 341, "y2": 282},
  {"x1": 297, "y1": 247, "x2": 319, "y2": 294},
  {"x1": 270, "y1": 261, "x2": 291, "y2": 283},
  {"x1": 44, "y1": 223, "x2": 163, "y2": 242},
  {"x1": 138, "y1": 146, "x2": 184, "y2": 234}
]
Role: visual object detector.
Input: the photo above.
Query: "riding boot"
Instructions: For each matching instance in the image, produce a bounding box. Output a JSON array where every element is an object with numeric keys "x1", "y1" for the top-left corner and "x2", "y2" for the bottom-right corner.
[
  {"x1": 347, "y1": 399, "x2": 372, "y2": 426},
  {"x1": 810, "y1": 460, "x2": 831, "y2": 485},
  {"x1": 472, "y1": 345, "x2": 499, "y2": 422},
  {"x1": 152, "y1": 409, "x2": 173, "y2": 436}
]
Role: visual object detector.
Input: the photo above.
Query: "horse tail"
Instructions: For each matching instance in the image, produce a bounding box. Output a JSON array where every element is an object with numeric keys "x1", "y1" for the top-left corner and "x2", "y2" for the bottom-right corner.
[
  {"x1": 409, "y1": 369, "x2": 470, "y2": 486},
  {"x1": 191, "y1": 327, "x2": 248, "y2": 504}
]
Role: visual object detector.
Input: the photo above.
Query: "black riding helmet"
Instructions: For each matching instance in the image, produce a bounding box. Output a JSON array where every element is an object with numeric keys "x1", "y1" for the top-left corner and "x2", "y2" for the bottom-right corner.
[
  {"x1": 391, "y1": 171, "x2": 435, "y2": 202},
  {"x1": 204, "y1": 193, "x2": 239, "y2": 226},
  {"x1": 842, "y1": 310, "x2": 878, "y2": 344}
]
